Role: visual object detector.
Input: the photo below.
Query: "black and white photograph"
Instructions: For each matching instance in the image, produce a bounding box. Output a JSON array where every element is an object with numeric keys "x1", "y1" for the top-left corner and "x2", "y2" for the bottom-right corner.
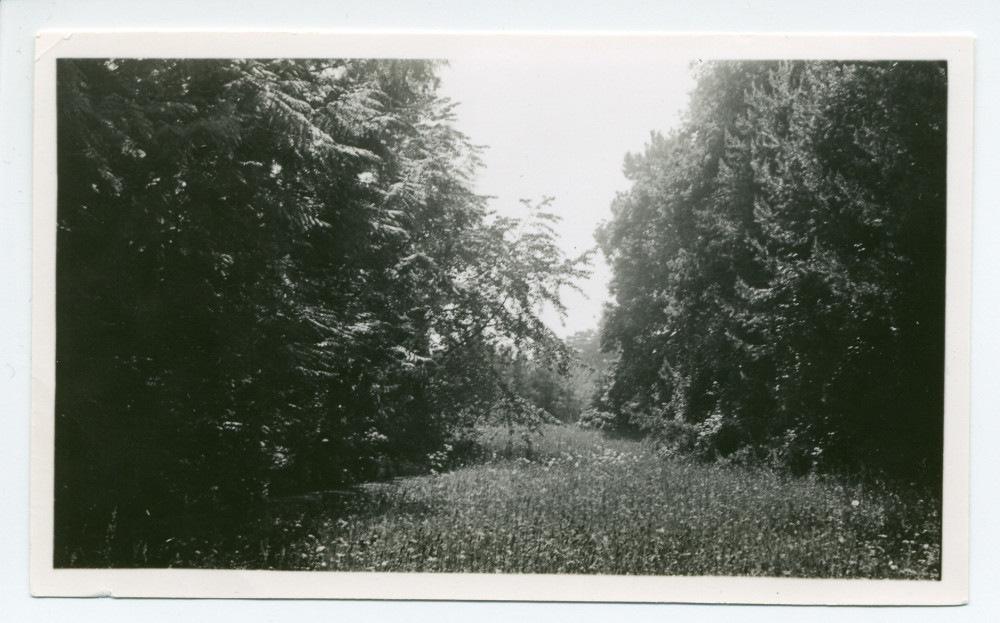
[{"x1": 28, "y1": 32, "x2": 971, "y2": 603}]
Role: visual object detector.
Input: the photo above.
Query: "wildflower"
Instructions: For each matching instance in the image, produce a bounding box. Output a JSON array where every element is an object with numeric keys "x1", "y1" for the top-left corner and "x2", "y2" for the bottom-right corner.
[{"x1": 851, "y1": 500, "x2": 861, "y2": 508}]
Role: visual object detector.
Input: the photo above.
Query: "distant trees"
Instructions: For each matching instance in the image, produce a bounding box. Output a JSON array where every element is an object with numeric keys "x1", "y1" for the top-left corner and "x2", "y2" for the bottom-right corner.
[
  {"x1": 55, "y1": 58, "x2": 584, "y2": 562},
  {"x1": 498, "y1": 328, "x2": 616, "y2": 425},
  {"x1": 597, "y1": 61, "x2": 947, "y2": 478}
]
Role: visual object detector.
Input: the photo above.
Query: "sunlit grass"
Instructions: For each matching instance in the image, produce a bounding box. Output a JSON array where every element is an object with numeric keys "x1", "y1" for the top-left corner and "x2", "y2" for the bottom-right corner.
[{"x1": 74, "y1": 424, "x2": 940, "y2": 578}]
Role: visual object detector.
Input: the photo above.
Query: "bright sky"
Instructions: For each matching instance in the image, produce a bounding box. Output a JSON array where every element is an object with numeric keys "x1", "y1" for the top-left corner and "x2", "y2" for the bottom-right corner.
[{"x1": 438, "y1": 54, "x2": 696, "y2": 337}]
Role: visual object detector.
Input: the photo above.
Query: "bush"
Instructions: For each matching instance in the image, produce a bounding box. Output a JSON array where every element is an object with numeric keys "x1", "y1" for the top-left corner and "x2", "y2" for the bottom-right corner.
[{"x1": 578, "y1": 408, "x2": 624, "y2": 432}]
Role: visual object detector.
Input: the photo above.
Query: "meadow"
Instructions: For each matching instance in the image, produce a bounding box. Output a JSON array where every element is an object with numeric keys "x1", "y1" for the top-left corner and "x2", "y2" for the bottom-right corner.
[{"x1": 76, "y1": 424, "x2": 940, "y2": 579}]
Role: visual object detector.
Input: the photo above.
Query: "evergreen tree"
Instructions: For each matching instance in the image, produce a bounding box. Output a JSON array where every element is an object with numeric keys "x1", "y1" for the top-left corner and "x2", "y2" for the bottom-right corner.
[{"x1": 597, "y1": 61, "x2": 946, "y2": 477}]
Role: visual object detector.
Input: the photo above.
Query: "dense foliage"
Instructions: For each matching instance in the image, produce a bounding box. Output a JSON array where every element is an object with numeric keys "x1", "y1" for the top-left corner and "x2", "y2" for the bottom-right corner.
[
  {"x1": 597, "y1": 61, "x2": 947, "y2": 478},
  {"x1": 55, "y1": 58, "x2": 585, "y2": 562}
]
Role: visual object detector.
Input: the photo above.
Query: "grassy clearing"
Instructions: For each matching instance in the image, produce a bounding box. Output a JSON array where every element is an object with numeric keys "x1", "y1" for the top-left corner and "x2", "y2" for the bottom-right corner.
[{"x1": 73, "y1": 425, "x2": 940, "y2": 578}]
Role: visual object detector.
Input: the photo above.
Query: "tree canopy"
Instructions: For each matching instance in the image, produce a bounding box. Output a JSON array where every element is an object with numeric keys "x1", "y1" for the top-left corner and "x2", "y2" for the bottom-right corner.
[
  {"x1": 597, "y1": 61, "x2": 947, "y2": 478},
  {"x1": 55, "y1": 58, "x2": 586, "y2": 560}
]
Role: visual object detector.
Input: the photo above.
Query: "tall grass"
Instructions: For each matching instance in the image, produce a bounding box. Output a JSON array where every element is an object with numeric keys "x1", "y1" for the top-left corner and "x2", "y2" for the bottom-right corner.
[{"x1": 66, "y1": 425, "x2": 940, "y2": 578}]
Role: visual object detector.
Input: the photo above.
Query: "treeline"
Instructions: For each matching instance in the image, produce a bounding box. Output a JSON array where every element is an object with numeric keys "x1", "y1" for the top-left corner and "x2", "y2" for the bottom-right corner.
[
  {"x1": 55, "y1": 58, "x2": 584, "y2": 562},
  {"x1": 596, "y1": 61, "x2": 947, "y2": 479},
  {"x1": 505, "y1": 329, "x2": 614, "y2": 423}
]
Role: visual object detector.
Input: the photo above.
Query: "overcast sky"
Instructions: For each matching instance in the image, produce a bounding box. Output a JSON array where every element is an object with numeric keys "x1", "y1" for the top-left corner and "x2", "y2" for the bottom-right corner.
[{"x1": 438, "y1": 55, "x2": 696, "y2": 337}]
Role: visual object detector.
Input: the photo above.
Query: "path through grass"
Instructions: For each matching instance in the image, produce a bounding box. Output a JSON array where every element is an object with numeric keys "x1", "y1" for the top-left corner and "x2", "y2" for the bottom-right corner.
[{"x1": 124, "y1": 424, "x2": 940, "y2": 578}]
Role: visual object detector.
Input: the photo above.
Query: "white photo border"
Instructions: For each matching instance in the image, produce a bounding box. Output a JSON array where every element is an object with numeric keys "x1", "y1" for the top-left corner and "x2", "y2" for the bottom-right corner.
[{"x1": 30, "y1": 31, "x2": 973, "y2": 604}]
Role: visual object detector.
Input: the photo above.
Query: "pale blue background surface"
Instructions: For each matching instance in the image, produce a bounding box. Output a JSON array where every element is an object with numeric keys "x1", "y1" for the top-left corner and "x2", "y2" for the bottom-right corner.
[{"x1": 2, "y1": 1, "x2": 995, "y2": 620}]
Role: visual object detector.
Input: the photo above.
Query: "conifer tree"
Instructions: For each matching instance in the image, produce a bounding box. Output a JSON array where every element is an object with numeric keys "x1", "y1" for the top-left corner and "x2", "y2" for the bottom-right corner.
[{"x1": 598, "y1": 61, "x2": 946, "y2": 477}]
